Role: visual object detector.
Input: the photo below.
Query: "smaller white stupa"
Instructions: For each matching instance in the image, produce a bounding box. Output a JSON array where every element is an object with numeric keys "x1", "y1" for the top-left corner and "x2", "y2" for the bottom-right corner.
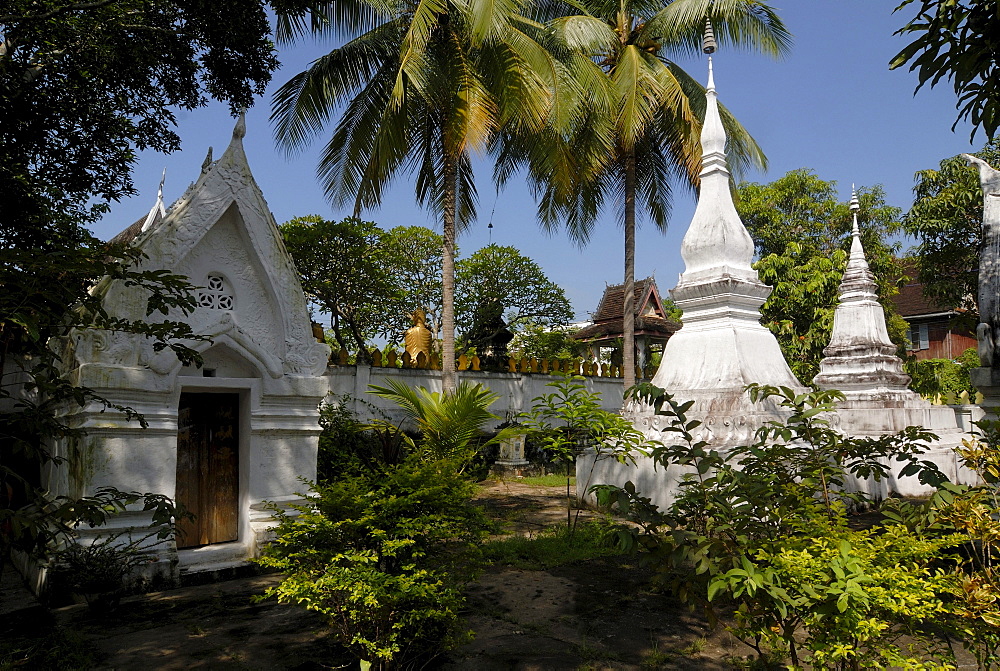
[{"x1": 813, "y1": 189, "x2": 962, "y2": 434}]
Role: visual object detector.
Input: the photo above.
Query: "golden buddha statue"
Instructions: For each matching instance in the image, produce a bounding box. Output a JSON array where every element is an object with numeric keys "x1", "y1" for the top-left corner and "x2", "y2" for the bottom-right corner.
[{"x1": 404, "y1": 309, "x2": 432, "y2": 361}]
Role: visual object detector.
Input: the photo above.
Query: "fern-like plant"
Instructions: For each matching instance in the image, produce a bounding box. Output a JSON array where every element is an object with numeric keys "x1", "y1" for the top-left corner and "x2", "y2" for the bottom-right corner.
[{"x1": 367, "y1": 379, "x2": 499, "y2": 470}]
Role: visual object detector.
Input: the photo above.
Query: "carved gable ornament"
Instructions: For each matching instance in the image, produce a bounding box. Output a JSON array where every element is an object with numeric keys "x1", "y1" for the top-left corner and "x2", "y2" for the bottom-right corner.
[{"x1": 110, "y1": 116, "x2": 329, "y2": 379}]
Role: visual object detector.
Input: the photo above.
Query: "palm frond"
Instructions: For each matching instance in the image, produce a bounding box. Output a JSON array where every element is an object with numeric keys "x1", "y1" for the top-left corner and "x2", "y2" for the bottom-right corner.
[
  {"x1": 644, "y1": 0, "x2": 792, "y2": 60},
  {"x1": 393, "y1": 0, "x2": 451, "y2": 106},
  {"x1": 614, "y1": 46, "x2": 668, "y2": 150},
  {"x1": 271, "y1": 19, "x2": 405, "y2": 152},
  {"x1": 274, "y1": 0, "x2": 396, "y2": 45},
  {"x1": 368, "y1": 380, "x2": 498, "y2": 464}
]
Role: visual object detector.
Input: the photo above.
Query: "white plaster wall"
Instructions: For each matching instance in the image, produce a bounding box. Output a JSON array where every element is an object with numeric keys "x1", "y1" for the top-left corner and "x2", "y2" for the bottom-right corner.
[
  {"x1": 178, "y1": 207, "x2": 283, "y2": 357},
  {"x1": 579, "y1": 420, "x2": 983, "y2": 514},
  {"x1": 324, "y1": 366, "x2": 626, "y2": 427}
]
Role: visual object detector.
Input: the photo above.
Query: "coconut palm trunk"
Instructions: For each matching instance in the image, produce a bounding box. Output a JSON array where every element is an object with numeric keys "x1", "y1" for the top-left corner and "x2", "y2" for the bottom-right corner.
[
  {"x1": 623, "y1": 149, "x2": 637, "y2": 389},
  {"x1": 441, "y1": 146, "x2": 459, "y2": 394}
]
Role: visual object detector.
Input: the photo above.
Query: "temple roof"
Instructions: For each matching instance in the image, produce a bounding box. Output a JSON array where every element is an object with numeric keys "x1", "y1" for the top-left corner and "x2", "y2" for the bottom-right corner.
[
  {"x1": 573, "y1": 315, "x2": 679, "y2": 341},
  {"x1": 110, "y1": 169, "x2": 168, "y2": 246},
  {"x1": 574, "y1": 277, "x2": 680, "y2": 342},
  {"x1": 891, "y1": 259, "x2": 965, "y2": 318}
]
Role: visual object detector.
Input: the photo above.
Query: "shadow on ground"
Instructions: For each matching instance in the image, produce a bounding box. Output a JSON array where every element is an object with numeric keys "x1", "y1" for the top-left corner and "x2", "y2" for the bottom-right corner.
[{"x1": 3, "y1": 478, "x2": 750, "y2": 670}]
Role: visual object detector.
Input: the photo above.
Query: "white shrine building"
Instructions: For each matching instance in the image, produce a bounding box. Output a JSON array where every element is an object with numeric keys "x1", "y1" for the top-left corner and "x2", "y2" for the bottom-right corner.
[{"x1": 48, "y1": 117, "x2": 330, "y2": 582}]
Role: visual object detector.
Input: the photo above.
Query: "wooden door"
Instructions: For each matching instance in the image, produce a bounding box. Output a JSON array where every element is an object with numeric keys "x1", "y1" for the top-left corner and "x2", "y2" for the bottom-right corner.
[{"x1": 175, "y1": 393, "x2": 240, "y2": 548}]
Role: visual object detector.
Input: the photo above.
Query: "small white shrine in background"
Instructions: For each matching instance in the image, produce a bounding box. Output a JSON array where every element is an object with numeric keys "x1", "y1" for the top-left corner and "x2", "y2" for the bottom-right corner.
[
  {"x1": 50, "y1": 117, "x2": 330, "y2": 583},
  {"x1": 812, "y1": 189, "x2": 977, "y2": 495},
  {"x1": 580, "y1": 52, "x2": 979, "y2": 510}
]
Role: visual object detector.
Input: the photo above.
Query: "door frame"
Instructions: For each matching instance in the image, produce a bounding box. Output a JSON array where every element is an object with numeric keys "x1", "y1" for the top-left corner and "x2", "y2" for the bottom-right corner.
[{"x1": 173, "y1": 379, "x2": 256, "y2": 569}]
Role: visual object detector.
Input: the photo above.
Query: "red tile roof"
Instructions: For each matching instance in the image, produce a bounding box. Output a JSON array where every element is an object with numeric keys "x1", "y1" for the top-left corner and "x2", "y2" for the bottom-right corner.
[{"x1": 890, "y1": 258, "x2": 961, "y2": 318}]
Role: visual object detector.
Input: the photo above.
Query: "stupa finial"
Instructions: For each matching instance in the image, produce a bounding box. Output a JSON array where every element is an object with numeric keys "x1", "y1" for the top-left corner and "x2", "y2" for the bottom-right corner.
[
  {"x1": 704, "y1": 20, "x2": 716, "y2": 92},
  {"x1": 843, "y1": 183, "x2": 870, "y2": 276},
  {"x1": 703, "y1": 18, "x2": 717, "y2": 54},
  {"x1": 850, "y1": 184, "x2": 860, "y2": 238}
]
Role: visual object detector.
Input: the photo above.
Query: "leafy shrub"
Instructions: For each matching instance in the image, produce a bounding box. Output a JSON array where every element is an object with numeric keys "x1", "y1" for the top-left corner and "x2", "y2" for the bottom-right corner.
[
  {"x1": 53, "y1": 530, "x2": 165, "y2": 611},
  {"x1": 257, "y1": 457, "x2": 491, "y2": 671},
  {"x1": 882, "y1": 419, "x2": 1000, "y2": 668},
  {"x1": 596, "y1": 383, "x2": 966, "y2": 668},
  {"x1": 316, "y1": 394, "x2": 399, "y2": 481},
  {"x1": 519, "y1": 374, "x2": 650, "y2": 534},
  {"x1": 905, "y1": 347, "x2": 979, "y2": 399}
]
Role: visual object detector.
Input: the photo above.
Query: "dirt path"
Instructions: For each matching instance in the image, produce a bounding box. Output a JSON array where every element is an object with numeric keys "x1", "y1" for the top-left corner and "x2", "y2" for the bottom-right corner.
[{"x1": 3, "y1": 478, "x2": 747, "y2": 670}]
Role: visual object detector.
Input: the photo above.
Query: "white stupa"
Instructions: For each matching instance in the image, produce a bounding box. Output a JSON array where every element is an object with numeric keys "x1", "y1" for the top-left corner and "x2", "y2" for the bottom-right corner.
[
  {"x1": 630, "y1": 52, "x2": 805, "y2": 447},
  {"x1": 582, "y1": 45, "x2": 808, "y2": 509},
  {"x1": 813, "y1": 189, "x2": 963, "y2": 434}
]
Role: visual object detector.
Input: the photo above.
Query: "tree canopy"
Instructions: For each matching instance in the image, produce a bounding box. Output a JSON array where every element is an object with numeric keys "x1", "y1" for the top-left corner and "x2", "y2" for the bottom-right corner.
[
  {"x1": 455, "y1": 244, "x2": 574, "y2": 354},
  {"x1": 891, "y1": 0, "x2": 1000, "y2": 140},
  {"x1": 903, "y1": 140, "x2": 1000, "y2": 322},
  {"x1": 737, "y1": 170, "x2": 907, "y2": 383},
  {"x1": 279, "y1": 217, "x2": 445, "y2": 359},
  {"x1": 1, "y1": 0, "x2": 308, "y2": 242},
  {"x1": 270, "y1": 0, "x2": 559, "y2": 392},
  {"x1": 509, "y1": 323, "x2": 586, "y2": 361}
]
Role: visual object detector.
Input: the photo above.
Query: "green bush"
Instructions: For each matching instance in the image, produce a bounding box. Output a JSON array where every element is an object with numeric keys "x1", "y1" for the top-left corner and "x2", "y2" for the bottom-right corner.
[
  {"x1": 519, "y1": 374, "x2": 650, "y2": 534},
  {"x1": 257, "y1": 457, "x2": 491, "y2": 671},
  {"x1": 316, "y1": 394, "x2": 394, "y2": 482},
  {"x1": 596, "y1": 383, "x2": 970, "y2": 669},
  {"x1": 881, "y1": 420, "x2": 1000, "y2": 668},
  {"x1": 905, "y1": 347, "x2": 979, "y2": 399}
]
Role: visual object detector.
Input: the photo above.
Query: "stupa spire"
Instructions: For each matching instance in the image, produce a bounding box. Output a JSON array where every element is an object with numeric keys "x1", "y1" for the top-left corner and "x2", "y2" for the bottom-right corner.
[
  {"x1": 846, "y1": 185, "x2": 870, "y2": 274},
  {"x1": 814, "y1": 185, "x2": 911, "y2": 396},
  {"x1": 677, "y1": 43, "x2": 756, "y2": 282}
]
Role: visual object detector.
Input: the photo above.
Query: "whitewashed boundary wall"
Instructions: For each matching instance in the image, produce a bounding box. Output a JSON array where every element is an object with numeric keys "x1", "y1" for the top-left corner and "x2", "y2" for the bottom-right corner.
[{"x1": 324, "y1": 365, "x2": 625, "y2": 428}]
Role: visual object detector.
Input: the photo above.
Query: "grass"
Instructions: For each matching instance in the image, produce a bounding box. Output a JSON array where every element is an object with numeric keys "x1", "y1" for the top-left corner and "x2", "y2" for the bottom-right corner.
[
  {"x1": 641, "y1": 642, "x2": 674, "y2": 668},
  {"x1": 506, "y1": 473, "x2": 574, "y2": 487},
  {"x1": 481, "y1": 519, "x2": 625, "y2": 570},
  {"x1": 680, "y1": 636, "x2": 708, "y2": 655}
]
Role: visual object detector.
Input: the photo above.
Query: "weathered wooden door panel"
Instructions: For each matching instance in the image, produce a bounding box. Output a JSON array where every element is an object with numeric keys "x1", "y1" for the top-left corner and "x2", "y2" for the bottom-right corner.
[{"x1": 175, "y1": 393, "x2": 240, "y2": 549}]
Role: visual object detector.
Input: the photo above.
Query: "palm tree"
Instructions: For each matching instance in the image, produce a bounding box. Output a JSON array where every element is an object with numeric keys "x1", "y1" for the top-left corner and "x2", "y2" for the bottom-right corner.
[
  {"x1": 272, "y1": 0, "x2": 561, "y2": 393},
  {"x1": 496, "y1": 0, "x2": 791, "y2": 389}
]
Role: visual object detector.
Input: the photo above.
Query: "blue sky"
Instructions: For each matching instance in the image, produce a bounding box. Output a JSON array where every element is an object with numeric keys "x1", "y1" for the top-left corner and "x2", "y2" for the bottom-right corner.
[{"x1": 92, "y1": 2, "x2": 983, "y2": 322}]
